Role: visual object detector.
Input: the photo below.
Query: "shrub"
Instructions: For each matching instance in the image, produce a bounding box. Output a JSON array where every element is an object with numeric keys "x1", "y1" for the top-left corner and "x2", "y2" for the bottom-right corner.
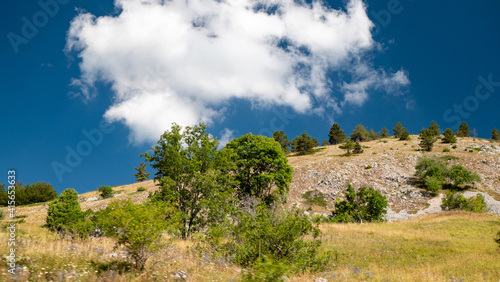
[
  {"x1": 136, "y1": 187, "x2": 146, "y2": 192},
  {"x1": 4, "y1": 182, "x2": 57, "y2": 206},
  {"x1": 98, "y1": 185, "x2": 114, "y2": 199},
  {"x1": 330, "y1": 183, "x2": 387, "y2": 223},
  {"x1": 495, "y1": 231, "x2": 500, "y2": 248},
  {"x1": 441, "y1": 191, "x2": 487, "y2": 212},
  {"x1": 0, "y1": 209, "x2": 4, "y2": 220},
  {"x1": 452, "y1": 145, "x2": 458, "y2": 149},
  {"x1": 365, "y1": 165, "x2": 373, "y2": 169},
  {"x1": 203, "y1": 206, "x2": 332, "y2": 273},
  {"x1": 302, "y1": 190, "x2": 327, "y2": 207},
  {"x1": 242, "y1": 256, "x2": 289, "y2": 282},
  {"x1": 339, "y1": 139, "x2": 355, "y2": 155},
  {"x1": 399, "y1": 128, "x2": 410, "y2": 141},
  {"x1": 353, "y1": 141, "x2": 364, "y2": 154},
  {"x1": 424, "y1": 176, "x2": 442, "y2": 196},
  {"x1": 447, "y1": 165, "x2": 480, "y2": 186},
  {"x1": 442, "y1": 128, "x2": 457, "y2": 143},
  {"x1": 443, "y1": 148, "x2": 450, "y2": 152},
  {"x1": 46, "y1": 189, "x2": 84, "y2": 233}
]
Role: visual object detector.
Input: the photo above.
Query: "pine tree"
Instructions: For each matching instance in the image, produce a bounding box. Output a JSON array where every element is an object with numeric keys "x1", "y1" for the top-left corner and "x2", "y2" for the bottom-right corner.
[
  {"x1": 368, "y1": 128, "x2": 379, "y2": 140},
  {"x1": 353, "y1": 141, "x2": 364, "y2": 154},
  {"x1": 134, "y1": 162, "x2": 151, "y2": 182},
  {"x1": 339, "y1": 139, "x2": 355, "y2": 155},
  {"x1": 399, "y1": 128, "x2": 410, "y2": 141},
  {"x1": 328, "y1": 123, "x2": 346, "y2": 145},
  {"x1": 350, "y1": 124, "x2": 370, "y2": 142},
  {"x1": 442, "y1": 128, "x2": 457, "y2": 143},
  {"x1": 393, "y1": 122, "x2": 404, "y2": 138},
  {"x1": 491, "y1": 128, "x2": 500, "y2": 141},
  {"x1": 378, "y1": 127, "x2": 390, "y2": 138},
  {"x1": 291, "y1": 131, "x2": 317, "y2": 155},
  {"x1": 272, "y1": 130, "x2": 291, "y2": 153},
  {"x1": 419, "y1": 129, "x2": 438, "y2": 151},
  {"x1": 456, "y1": 122, "x2": 470, "y2": 137},
  {"x1": 428, "y1": 120, "x2": 440, "y2": 137}
]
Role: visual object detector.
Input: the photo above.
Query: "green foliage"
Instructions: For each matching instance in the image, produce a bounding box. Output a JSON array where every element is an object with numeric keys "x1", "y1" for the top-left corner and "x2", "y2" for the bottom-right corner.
[
  {"x1": 227, "y1": 133, "x2": 293, "y2": 207},
  {"x1": 353, "y1": 141, "x2": 363, "y2": 154},
  {"x1": 242, "y1": 255, "x2": 289, "y2": 282},
  {"x1": 442, "y1": 128, "x2": 457, "y2": 143},
  {"x1": 368, "y1": 128, "x2": 379, "y2": 140},
  {"x1": 447, "y1": 165, "x2": 481, "y2": 186},
  {"x1": 443, "y1": 148, "x2": 450, "y2": 152},
  {"x1": 291, "y1": 131, "x2": 317, "y2": 155},
  {"x1": 0, "y1": 209, "x2": 4, "y2": 220},
  {"x1": 419, "y1": 129, "x2": 438, "y2": 151},
  {"x1": 272, "y1": 130, "x2": 291, "y2": 154},
  {"x1": 456, "y1": 121, "x2": 470, "y2": 137},
  {"x1": 441, "y1": 191, "x2": 487, "y2": 212},
  {"x1": 46, "y1": 189, "x2": 84, "y2": 233},
  {"x1": 94, "y1": 200, "x2": 176, "y2": 270},
  {"x1": 1, "y1": 182, "x2": 57, "y2": 206},
  {"x1": 339, "y1": 139, "x2": 355, "y2": 155},
  {"x1": 378, "y1": 127, "x2": 390, "y2": 138},
  {"x1": 328, "y1": 123, "x2": 346, "y2": 145},
  {"x1": 428, "y1": 120, "x2": 440, "y2": 136},
  {"x1": 399, "y1": 128, "x2": 410, "y2": 141},
  {"x1": 143, "y1": 123, "x2": 235, "y2": 239},
  {"x1": 439, "y1": 155, "x2": 460, "y2": 161},
  {"x1": 136, "y1": 187, "x2": 146, "y2": 192},
  {"x1": 330, "y1": 183, "x2": 388, "y2": 223},
  {"x1": 321, "y1": 140, "x2": 329, "y2": 146},
  {"x1": 350, "y1": 124, "x2": 370, "y2": 142},
  {"x1": 424, "y1": 176, "x2": 442, "y2": 196},
  {"x1": 302, "y1": 190, "x2": 327, "y2": 207},
  {"x1": 133, "y1": 162, "x2": 151, "y2": 182},
  {"x1": 452, "y1": 145, "x2": 458, "y2": 149},
  {"x1": 495, "y1": 231, "x2": 500, "y2": 247},
  {"x1": 491, "y1": 128, "x2": 500, "y2": 141},
  {"x1": 204, "y1": 206, "x2": 331, "y2": 273},
  {"x1": 0, "y1": 184, "x2": 7, "y2": 206},
  {"x1": 393, "y1": 122, "x2": 404, "y2": 138},
  {"x1": 98, "y1": 185, "x2": 114, "y2": 199},
  {"x1": 365, "y1": 165, "x2": 372, "y2": 169}
]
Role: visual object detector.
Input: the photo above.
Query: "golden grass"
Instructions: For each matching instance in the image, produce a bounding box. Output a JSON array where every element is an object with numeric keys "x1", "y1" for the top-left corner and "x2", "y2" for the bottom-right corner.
[{"x1": 0, "y1": 212, "x2": 498, "y2": 281}]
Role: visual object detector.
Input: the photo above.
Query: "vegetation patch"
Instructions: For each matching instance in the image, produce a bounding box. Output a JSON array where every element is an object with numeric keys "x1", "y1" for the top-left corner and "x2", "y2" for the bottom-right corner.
[{"x1": 302, "y1": 190, "x2": 328, "y2": 207}]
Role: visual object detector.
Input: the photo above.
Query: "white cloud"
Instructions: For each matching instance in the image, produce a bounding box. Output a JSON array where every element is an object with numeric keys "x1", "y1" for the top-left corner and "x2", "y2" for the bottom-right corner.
[
  {"x1": 66, "y1": 0, "x2": 409, "y2": 143},
  {"x1": 217, "y1": 128, "x2": 235, "y2": 148}
]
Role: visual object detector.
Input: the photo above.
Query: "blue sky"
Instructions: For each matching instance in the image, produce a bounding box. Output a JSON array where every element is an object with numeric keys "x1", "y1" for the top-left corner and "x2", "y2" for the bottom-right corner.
[{"x1": 1, "y1": 0, "x2": 499, "y2": 194}]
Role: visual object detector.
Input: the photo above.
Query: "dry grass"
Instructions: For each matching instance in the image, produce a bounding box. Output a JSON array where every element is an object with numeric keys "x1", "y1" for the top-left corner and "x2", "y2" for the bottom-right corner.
[{"x1": 1, "y1": 212, "x2": 499, "y2": 281}]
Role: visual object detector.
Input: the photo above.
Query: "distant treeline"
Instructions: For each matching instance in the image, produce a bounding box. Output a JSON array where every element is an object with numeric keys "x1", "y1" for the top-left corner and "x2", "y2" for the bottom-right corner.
[{"x1": 0, "y1": 182, "x2": 57, "y2": 206}]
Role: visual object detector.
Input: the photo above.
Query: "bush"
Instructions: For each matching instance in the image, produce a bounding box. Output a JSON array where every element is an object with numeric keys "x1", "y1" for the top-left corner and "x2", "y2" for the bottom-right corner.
[
  {"x1": 452, "y1": 145, "x2": 458, "y2": 149},
  {"x1": 365, "y1": 165, "x2": 372, "y2": 169},
  {"x1": 136, "y1": 187, "x2": 146, "y2": 192},
  {"x1": 203, "y1": 206, "x2": 332, "y2": 273},
  {"x1": 2, "y1": 182, "x2": 57, "y2": 206},
  {"x1": 353, "y1": 141, "x2": 364, "y2": 154},
  {"x1": 242, "y1": 256, "x2": 289, "y2": 282},
  {"x1": 302, "y1": 190, "x2": 327, "y2": 207},
  {"x1": 443, "y1": 148, "x2": 450, "y2": 152},
  {"x1": 441, "y1": 191, "x2": 487, "y2": 212},
  {"x1": 424, "y1": 176, "x2": 442, "y2": 196},
  {"x1": 98, "y1": 185, "x2": 114, "y2": 199},
  {"x1": 0, "y1": 209, "x2": 4, "y2": 220},
  {"x1": 46, "y1": 189, "x2": 84, "y2": 233},
  {"x1": 447, "y1": 165, "x2": 481, "y2": 186},
  {"x1": 330, "y1": 183, "x2": 388, "y2": 223}
]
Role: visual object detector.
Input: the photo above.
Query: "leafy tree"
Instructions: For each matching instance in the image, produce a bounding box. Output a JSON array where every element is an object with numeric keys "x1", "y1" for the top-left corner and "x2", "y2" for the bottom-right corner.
[
  {"x1": 419, "y1": 129, "x2": 438, "y2": 151},
  {"x1": 491, "y1": 128, "x2": 500, "y2": 141},
  {"x1": 415, "y1": 156, "x2": 448, "y2": 180},
  {"x1": 428, "y1": 120, "x2": 440, "y2": 136},
  {"x1": 133, "y1": 162, "x2": 151, "y2": 182},
  {"x1": 204, "y1": 206, "x2": 330, "y2": 272},
  {"x1": 227, "y1": 134, "x2": 293, "y2": 206},
  {"x1": 143, "y1": 123, "x2": 235, "y2": 239},
  {"x1": 14, "y1": 182, "x2": 57, "y2": 206},
  {"x1": 339, "y1": 139, "x2": 355, "y2": 155},
  {"x1": 442, "y1": 128, "x2": 457, "y2": 143},
  {"x1": 321, "y1": 140, "x2": 329, "y2": 146},
  {"x1": 399, "y1": 128, "x2": 410, "y2": 141},
  {"x1": 350, "y1": 124, "x2": 370, "y2": 142},
  {"x1": 393, "y1": 122, "x2": 404, "y2": 138},
  {"x1": 46, "y1": 189, "x2": 84, "y2": 233},
  {"x1": 98, "y1": 185, "x2": 114, "y2": 199},
  {"x1": 353, "y1": 141, "x2": 363, "y2": 154},
  {"x1": 378, "y1": 127, "x2": 390, "y2": 138},
  {"x1": 272, "y1": 130, "x2": 291, "y2": 154},
  {"x1": 328, "y1": 123, "x2": 346, "y2": 145},
  {"x1": 330, "y1": 183, "x2": 388, "y2": 223},
  {"x1": 368, "y1": 128, "x2": 379, "y2": 140},
  {"x1": 291, "y1": 131, "x2": 317, "y2": 155},
  {"x1": 456, "y1": 121, "x2": 470, "y2": 137},
  {"x1": 447, "y1": 165, "x2": 480, "y2": 186},
  {"x1": 94, "y1": 200, "x2": 177, "y2": 270}
]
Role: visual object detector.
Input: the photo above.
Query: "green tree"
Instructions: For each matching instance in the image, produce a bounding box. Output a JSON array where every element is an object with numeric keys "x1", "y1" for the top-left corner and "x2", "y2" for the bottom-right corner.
[
  {"x1": 0, "y1": 184, "x2": 8, "y2": 206},
  {"x1": 14, "y1": 182, "x2": 57, "y2": 206},
  {"x1": 442, "y1": 128, "x2": 457, "y2": 143},
  {"x1": 350, "y1": 124, "x2": 370, "y2": 142},
  {"x1": 339, "y1": 139, "x2": 355, "y2": 155},
  {"x1": 330, "y1": 183, "x2": 388, "y2": 223},
  {"x1": 378, "y1": 127, "x2": 390, "y2": 138},
  {"x1": 291, "y1": 131, "x2": 317, "y2": 155},
  {"x1": 491, "y1": 128, "x2": 500, "y2": 141},
  {"x1": 456, "y1": 121, "x2": 470, "y2": 137},
  {"x1": 133, "y1": 162, "x2": 151, "y2": 182},
  {"x1": 143, "y1": 123, "x2": 234, "y2": 239},
  {"x1": 46, "y1": 189, "x2": 84, "y2": 233},
  {"x1": 98, "y1": 185, "x2": 114, "y2": 199},
  {"x1": 428, "y1": 120, "x2": 440, "y2": 137},
  {"x1": 328, "y1": 123, "x2": 346, "y2": 145},
  {"x1": 368, "y1": 128, "x2": 379, "y2": 140},
  {"x1": 272, "y1": 130, "x2": 291, "y2": 154},
  {"x1": 227, "y1": 134, "x2": 293, "y2": 206},
  {"x1": 393, "y1": 122, "x2": 404, "y2": 138},
  {"x1": 94, "y1": 200, "x2": 177, "y2": 270},
  {"x1": 447, "y1": 165, "x2": 480, "y2": 187},
  {"x1": 353, "y1": 141, "x2": 363, "y2": 154},
  {"x1": 419, "y1": 129, "x2": 438, "y2": 151},
  {"x1": 399, "y1": 128, "x2": 410, "y2": 141},
  {"x1": 321, "y1": 140, "x2": 329, "y2": 146}
]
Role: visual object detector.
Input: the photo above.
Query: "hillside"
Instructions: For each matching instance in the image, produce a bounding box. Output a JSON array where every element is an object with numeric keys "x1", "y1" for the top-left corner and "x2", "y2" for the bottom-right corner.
[{"x1": 14, "y1": 136, "x2": 500, "y2": 226}]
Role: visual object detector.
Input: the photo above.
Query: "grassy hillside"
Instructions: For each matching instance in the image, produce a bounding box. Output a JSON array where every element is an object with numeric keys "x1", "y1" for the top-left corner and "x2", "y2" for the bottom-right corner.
[{"x1": 0, "y1": 212, "x2": 498, "y2": 281}]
